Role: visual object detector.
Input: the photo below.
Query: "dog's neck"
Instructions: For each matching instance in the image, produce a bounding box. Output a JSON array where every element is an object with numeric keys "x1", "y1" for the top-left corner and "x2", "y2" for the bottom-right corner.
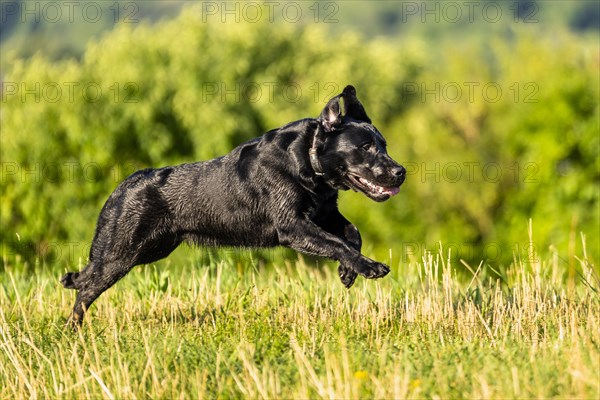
[{"x1": 309, "y1": 131, "x2": 325, "y2": 176}]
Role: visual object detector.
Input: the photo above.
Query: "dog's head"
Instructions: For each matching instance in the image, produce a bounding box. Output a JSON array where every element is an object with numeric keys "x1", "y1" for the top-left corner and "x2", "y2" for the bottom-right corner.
[{"x1": 311, "y1": 85, "x2": 406, "y2": 202}]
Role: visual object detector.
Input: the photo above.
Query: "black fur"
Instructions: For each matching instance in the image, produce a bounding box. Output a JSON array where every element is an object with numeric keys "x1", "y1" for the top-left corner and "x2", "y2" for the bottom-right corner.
[{"x1": 61, "y1": 85, "x2": 406, "y2": 325}]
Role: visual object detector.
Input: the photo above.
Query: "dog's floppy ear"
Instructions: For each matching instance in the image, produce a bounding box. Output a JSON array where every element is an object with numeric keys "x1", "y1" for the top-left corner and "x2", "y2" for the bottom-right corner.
[
  {"x1": 318, "y1": 94, "x2": 342, "y2": 132},
  {"x1": 341, "y1": 85, "x2": 372, "y2": 124}
]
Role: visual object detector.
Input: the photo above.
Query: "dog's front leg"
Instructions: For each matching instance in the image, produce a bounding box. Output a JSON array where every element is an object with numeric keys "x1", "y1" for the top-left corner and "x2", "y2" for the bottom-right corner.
[
  {"x1": 277, "y1": 220, "x2": 389, "y2": 283},
  {"x1": 314, "y1": 212, "x2": 361, "y2": 288}
]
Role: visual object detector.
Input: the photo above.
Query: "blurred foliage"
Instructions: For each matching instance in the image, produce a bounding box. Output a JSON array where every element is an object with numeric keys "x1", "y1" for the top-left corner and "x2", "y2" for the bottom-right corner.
[
  {"x1": 0, "y1": 0, "x2": 183, "y2": 67},
  {"x1": 1, "y1": 4, "x2": 598, "y2": 273},
  {"x1": 1, "y1": 1, "x2": 599, "y2": 70}
]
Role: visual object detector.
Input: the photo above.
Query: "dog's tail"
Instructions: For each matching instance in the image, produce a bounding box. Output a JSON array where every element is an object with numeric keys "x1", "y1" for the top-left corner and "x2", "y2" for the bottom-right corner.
[{"x1": 60, "y1": 272, "x2": 80, "y2": 290}]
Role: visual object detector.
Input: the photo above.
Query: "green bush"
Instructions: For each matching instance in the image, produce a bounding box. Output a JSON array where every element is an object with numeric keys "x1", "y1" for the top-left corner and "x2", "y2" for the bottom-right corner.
[{"x1": 1, "y1": 7, "x2": 597, "y2": 273}]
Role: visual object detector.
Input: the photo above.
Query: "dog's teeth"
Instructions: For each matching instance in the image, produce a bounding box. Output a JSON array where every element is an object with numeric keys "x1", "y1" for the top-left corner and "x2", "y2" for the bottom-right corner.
[
  {"x1": 360, "y1": 177, "x2": 384, "y2": 193},
  {"x1": 358, "y1": 177, "x2": 399, "y2": 196}
]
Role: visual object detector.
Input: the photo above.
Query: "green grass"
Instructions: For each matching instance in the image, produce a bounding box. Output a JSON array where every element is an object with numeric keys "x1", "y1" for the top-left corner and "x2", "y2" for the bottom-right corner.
[{"x1": 1, "y1": 240, "x2": 598, "y2": 399}]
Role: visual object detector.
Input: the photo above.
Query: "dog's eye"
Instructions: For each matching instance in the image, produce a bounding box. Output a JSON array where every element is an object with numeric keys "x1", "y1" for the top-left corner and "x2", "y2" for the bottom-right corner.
[{"x1": 360, "y1": 142, "x2": 373, "y2": 152}]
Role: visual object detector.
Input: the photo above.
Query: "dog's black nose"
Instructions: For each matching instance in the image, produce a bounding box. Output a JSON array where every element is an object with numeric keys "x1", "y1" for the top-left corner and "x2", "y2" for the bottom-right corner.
[{"x1": 391, "y1": 166, "x2": 406, "y2": 178}]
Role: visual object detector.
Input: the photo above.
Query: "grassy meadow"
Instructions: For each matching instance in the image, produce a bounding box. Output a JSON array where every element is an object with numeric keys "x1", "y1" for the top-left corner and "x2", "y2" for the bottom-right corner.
[{"x1": 1, "y1": 234, "x2": 598, "y2": 399}]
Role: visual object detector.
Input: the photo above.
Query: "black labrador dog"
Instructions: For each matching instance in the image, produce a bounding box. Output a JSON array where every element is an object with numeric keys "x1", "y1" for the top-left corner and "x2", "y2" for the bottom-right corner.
[{"x1": 61, "y1": 85, "x2": 406, "y2": 324}]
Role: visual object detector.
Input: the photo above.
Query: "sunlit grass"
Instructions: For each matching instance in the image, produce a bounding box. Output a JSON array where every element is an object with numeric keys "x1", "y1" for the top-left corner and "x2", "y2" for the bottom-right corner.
[{"x1": 1, "y1": 237, "x2": 598, "y2": 399}]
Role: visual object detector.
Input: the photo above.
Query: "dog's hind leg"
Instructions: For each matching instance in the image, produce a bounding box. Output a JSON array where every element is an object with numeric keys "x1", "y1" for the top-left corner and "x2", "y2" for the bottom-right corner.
[{"x1": 62, "y1": 260, "x2": 135, "y2": 327}]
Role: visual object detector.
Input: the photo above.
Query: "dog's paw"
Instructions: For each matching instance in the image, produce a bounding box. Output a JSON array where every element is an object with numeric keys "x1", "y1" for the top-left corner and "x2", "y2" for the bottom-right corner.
[
  {"x1": 338, "y1": 264, "x2": 358, "y2": 288},
  {"x1": 355, "y1": 258, "x2": 390, "y2": 279},
  {"x1": 60, "y1": 272, "x2": 79, "y2": 289}
]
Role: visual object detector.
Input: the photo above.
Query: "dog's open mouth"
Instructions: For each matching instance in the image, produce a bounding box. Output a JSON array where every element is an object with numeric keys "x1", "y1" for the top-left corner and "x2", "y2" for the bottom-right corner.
[{"x1": 347, "y1": 174, "x2": 401, "y2": 201}]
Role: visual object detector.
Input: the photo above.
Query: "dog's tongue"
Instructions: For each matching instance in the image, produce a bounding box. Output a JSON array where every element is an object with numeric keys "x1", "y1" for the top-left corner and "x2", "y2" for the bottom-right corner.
[{"x1": 385, "y1": 186, "x2": 400, "y2": 196}]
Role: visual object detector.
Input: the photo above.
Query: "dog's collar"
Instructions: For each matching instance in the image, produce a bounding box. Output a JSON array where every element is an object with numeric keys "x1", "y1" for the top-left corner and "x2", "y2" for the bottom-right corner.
[{"x1": 309, "y1": 133, "x2": 325, "y2": 176}]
